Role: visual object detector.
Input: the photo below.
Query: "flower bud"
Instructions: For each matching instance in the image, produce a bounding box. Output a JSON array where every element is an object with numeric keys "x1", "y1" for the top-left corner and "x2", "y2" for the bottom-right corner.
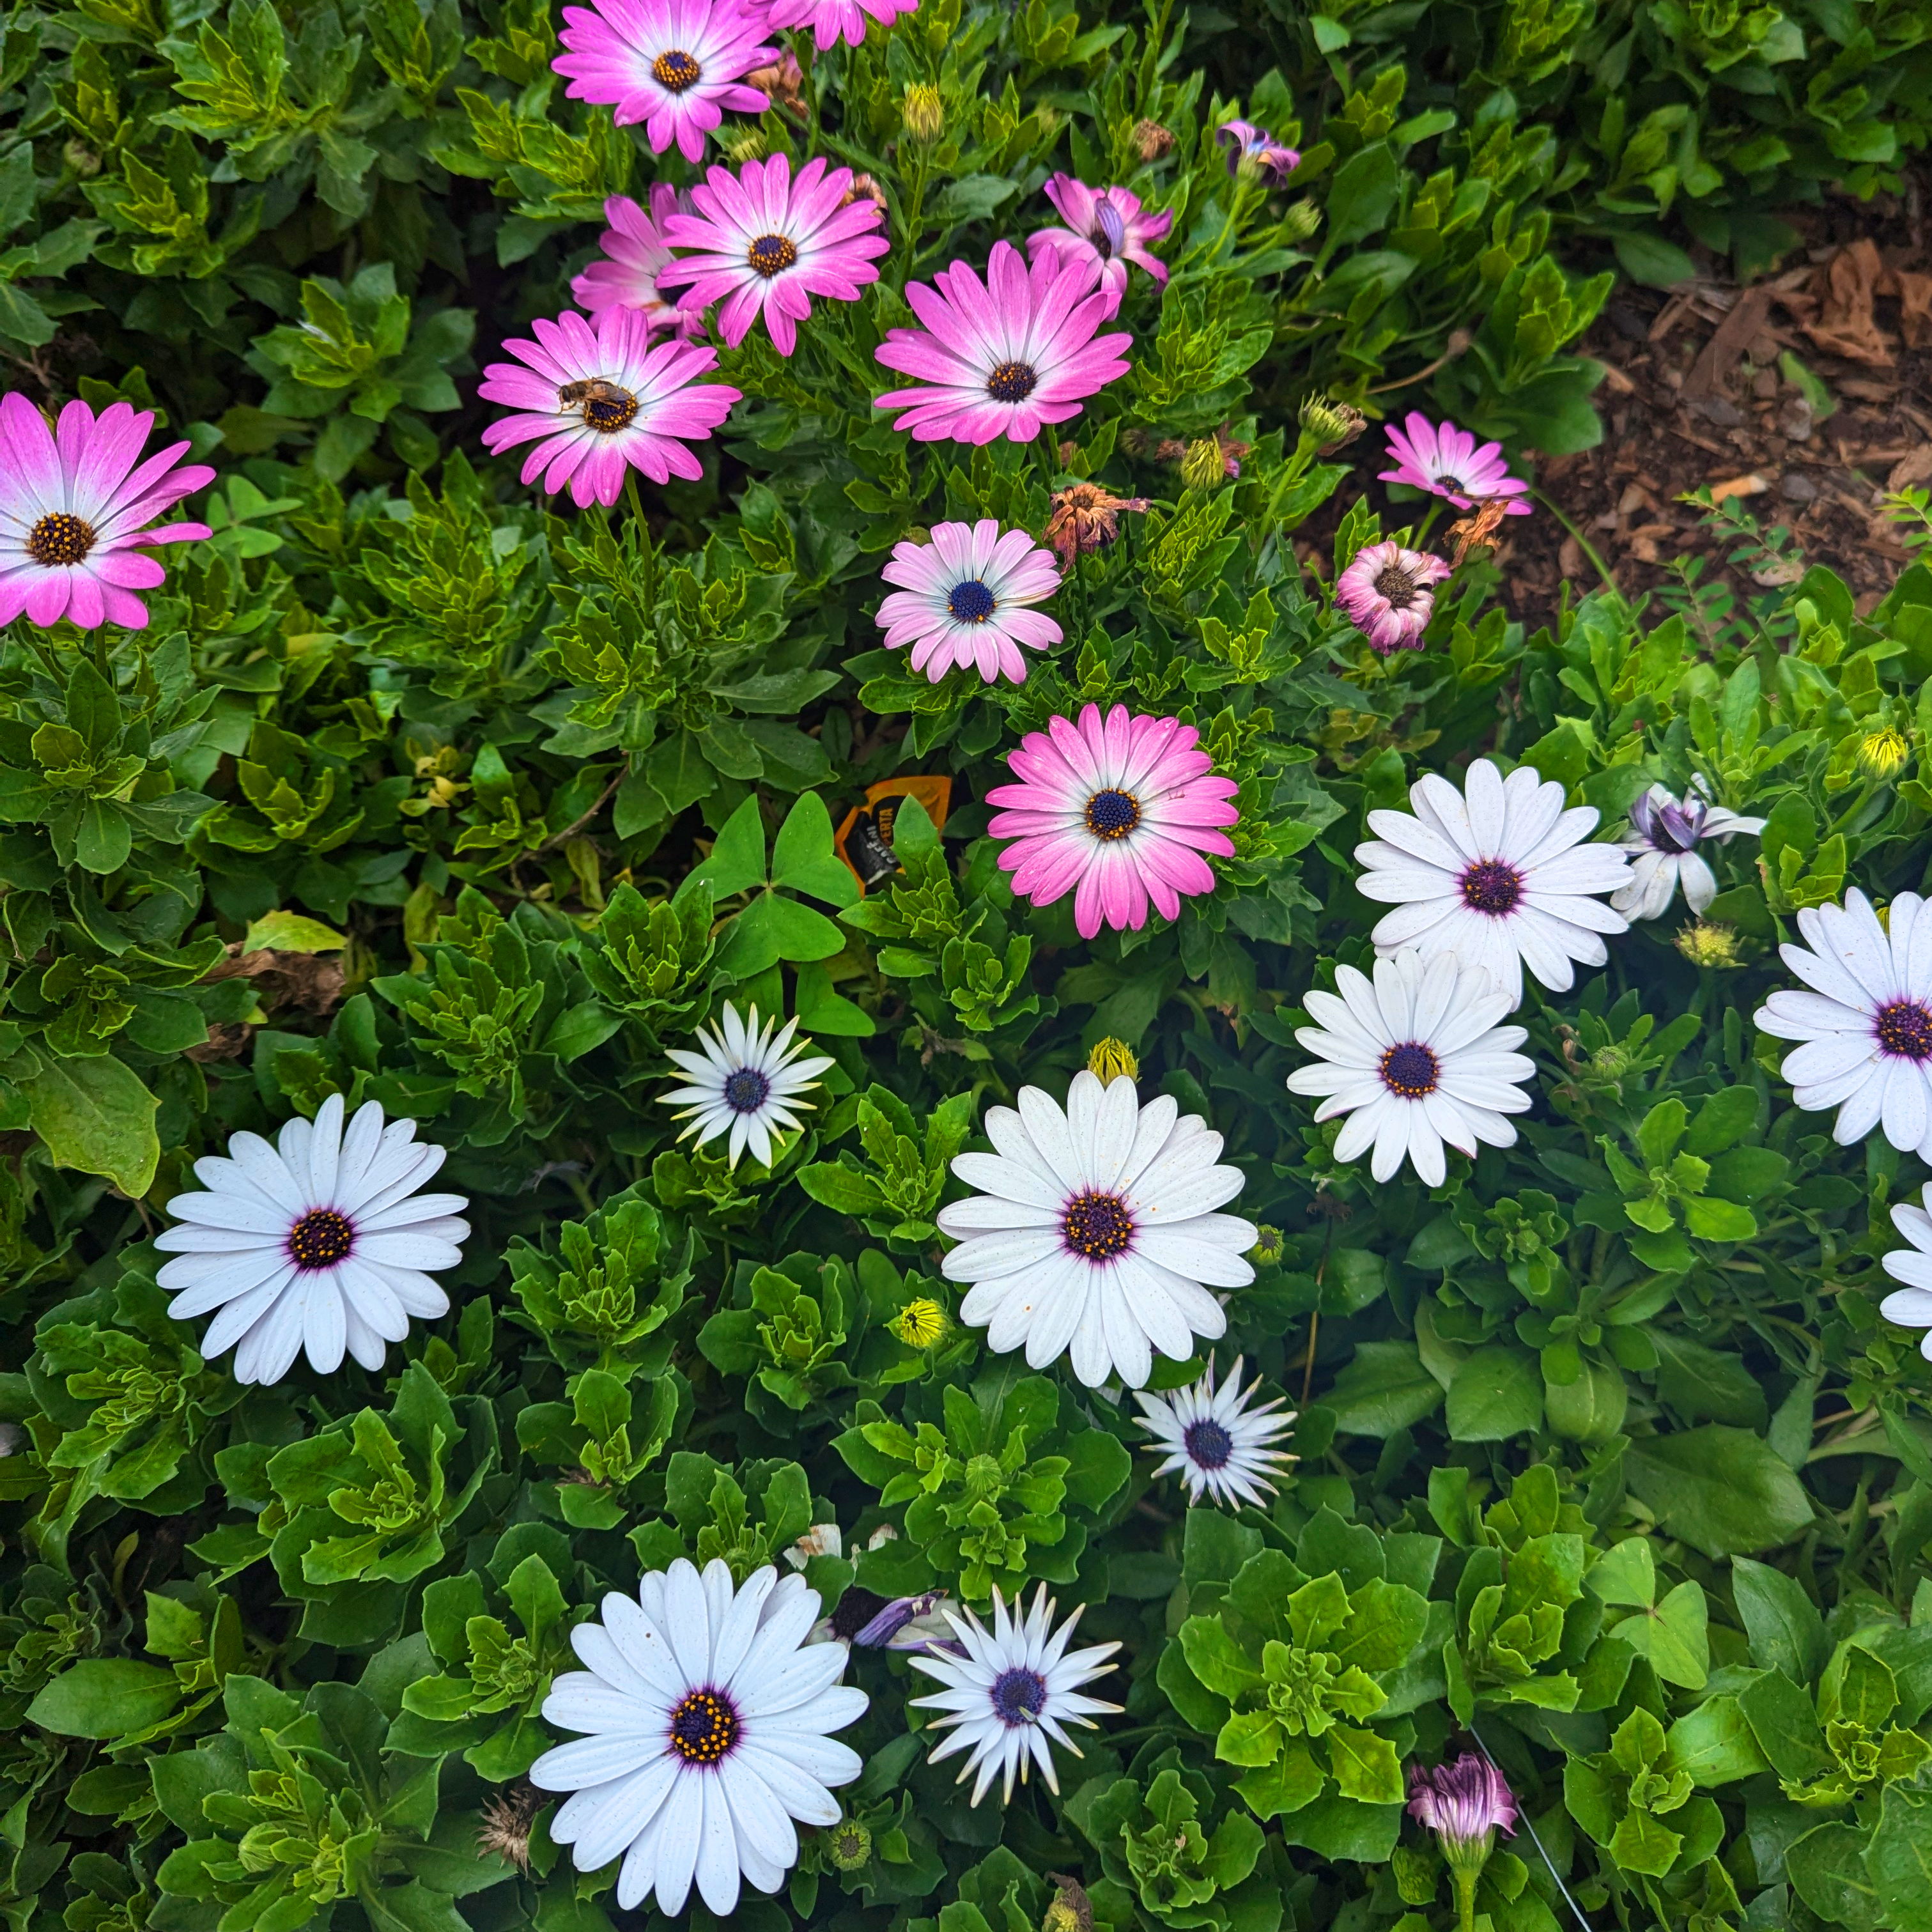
[
  {"x1": 902, "y1": 83, "x2": 943, "y2": 144},
  {"x1": 1180, "y1": 437, "x2": 1227, "y2": 491},
  {"x1": 1409, "y1": 1755, "x2": 1516, "y2": 1932},
  {"x1": 1086, "y1": 1037, "x2": 1139, "y2": 1083},
  {"x1": 722, "y1": 126, "x2": 769, "y2": 163},
  {"x1": 826, "y1": 1818, "x2": 872, "y2": 1870},
  {"x1": 889, "y1": 1297, "x2": 948, "y2": 1348},
  {"x1": 1250, "y1": 1225, "x2": 1284, "y2": 1265},
  {"x1": 1299, "y1": 394, "x2": 1366, "y2": 452},
  {"x1": 1278, "y1": 198, "x2": 1322, "y2": 242},
  {"x1": 1674, "y1": 921, "x2": 1746, "y2": 969},
  {"x1": 1132, "y1": 118, "x2": 1175, "y2": 162},
  {"x1": 1860, "y1": 727, "x2": 1910, "y2": 779}
]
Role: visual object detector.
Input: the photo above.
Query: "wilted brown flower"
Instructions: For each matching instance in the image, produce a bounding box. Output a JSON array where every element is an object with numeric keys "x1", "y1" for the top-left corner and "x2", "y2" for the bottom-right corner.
[
  {"x1": 748, "y1": 48, "x2": 807, "y2": 116},
  {"x1": 1043, "y1": 483, "x2": 1149, "y2": 566},
  {"x1": 842, "y1": 172, "x2": 887, "y2": 211},
  {"x1": 1132, "y1": 119, "x2": 1175, "y2": 162},
  {"x1": 478, "y1": 1784, "x2": 539, "y2": 1871},
  {"x1": 1447, "y1": 497, "x2": 1509, "y2": 566}
]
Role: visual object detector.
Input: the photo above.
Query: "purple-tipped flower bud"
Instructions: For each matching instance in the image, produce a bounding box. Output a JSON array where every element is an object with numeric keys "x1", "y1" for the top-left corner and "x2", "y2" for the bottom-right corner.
[
  {"x1": 1409, "y1": 1754, "x2": 1517, "y2": 1932},
  {"x1": 1215, "y1": 118, "x2": 1300, "y2": 185}
]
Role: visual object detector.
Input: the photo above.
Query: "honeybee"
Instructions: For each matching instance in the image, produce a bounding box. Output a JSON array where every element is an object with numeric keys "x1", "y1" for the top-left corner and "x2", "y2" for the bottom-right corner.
[{"x1": 557, "y1": 376, "x2": 631, "y2": 414}]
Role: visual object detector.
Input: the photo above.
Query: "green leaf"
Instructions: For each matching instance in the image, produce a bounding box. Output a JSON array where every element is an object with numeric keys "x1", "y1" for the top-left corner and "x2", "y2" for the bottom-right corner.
[
  {"x1": 1788, "y1": 1822, "x2": 1885, "y2": 1932},
  {"x1": 1325, "y1": 1341, "x2": 1442, "y2": 1437},
  {"x1": 683, "y1": 796, "x2": 768, "y2": 900},
  {"x1": 1445, "y1": 1347, "x2": 1544, "y2": 1441},
  {"x1": 1232, "y1": 1743, "x2": 1325, "y2": 1819},
  {"x1": 1684, "y1": 1194, "x2": 1757, "y2": 1242},
  {"x1": 1666, "y1": 1694, "x2": 1769, "y2": 1786},
  {"x1": 1325, "y1": 1724, "x2": 1404, "y2": 1802},
  {"x1": 1623, "y1": 1426, "x2": 1814, "y2": 1557},
  {"x1": 1180, "y1": 1617, "x2": 1264, "y2": 1699},
  {"x1": 20, "y1": 1052, "x2": 161, "y2": 1196},
  {"x1": 770, "y1": 792, "x2": 859, "y2": 907},
  {"x1": 1867, "y1": 1783, "x2": 1932, "y2": 1932},
  {"x1": 1731, "y1": 1557, "x2": 1828, "y2": 1683},
  {"x1": 1609, "y1": 1580, "x2": 1710, "y2": 1689},
  {"x1": 26, "y1": 1658, "x2": 182, "y2": 1738},
  {"x1": 243, "y1": 909, "x2": 348, "y2": 952}
]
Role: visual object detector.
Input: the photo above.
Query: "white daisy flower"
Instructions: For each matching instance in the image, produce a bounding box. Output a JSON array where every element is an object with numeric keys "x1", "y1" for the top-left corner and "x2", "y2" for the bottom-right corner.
[
  {"x1": 153, "y1": 1094, "x2": 468, "y2": 1386},
  {"x1": 663, "y1": 1001, "x2": 834, "y2": 1168},
  {"x1": 1285, "y1": 948, "x2": 1534, "y2": 1186},
  {"x1": 908, "y1": 1585, "x2": 1120, "y2": 1805},
  {"x1": 1880, "y1": 1184, "x2": 1932, "y2": 1361},
  {"x1": 531, "y1": 1558, "x2": 867, "y2": 1917},
  {"x1": 1132, "y1": 1354, "x2": 1296, "y2": 1507},
  {"x1": 934, "y1": 1069, "x2": 1258, "y2": 1391},
  {"x1": 1611, "y1": 781, "x2": 1765, "y2": 922},
  {"x1": 1354, "y1": 757, "x2": 1632, "y2": 1005},
  {"x1": 1755, "y1": 890, "x2": 1932, "y2": 1159}
]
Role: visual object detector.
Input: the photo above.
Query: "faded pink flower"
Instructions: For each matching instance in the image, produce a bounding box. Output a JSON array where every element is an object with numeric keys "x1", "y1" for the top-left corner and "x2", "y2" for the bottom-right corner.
[
  {"x1": 986, "y1": 704, "x2": 1239, "y2": 938},
  {"x1": 1336, "y1": 541, "x2": 1451, "y2": 654},
  {"x1": 0, "y1": 394, "x2": 212, "y2": 630},
  {"x1": 659, "y1": 153, "x2": 889, "y2": 357},
  {"x1": 762, "y1": 0, "x2": 916, "y2": 49},
  {"x1": 571, "y1": 187, "x2": 707, "y2": 339},
  {"x1": 1027, "y1": 177, "x2": 1170, "y2": 298},
  {"x1": 1379, "y1": 412, "x2": 1532, "y2": 514}
]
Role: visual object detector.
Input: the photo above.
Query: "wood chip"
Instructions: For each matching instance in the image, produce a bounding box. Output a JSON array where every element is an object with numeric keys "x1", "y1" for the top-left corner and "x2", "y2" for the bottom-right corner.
[{"x1": 1710, "y1": 474, "x2": 1770, "y2": 502}]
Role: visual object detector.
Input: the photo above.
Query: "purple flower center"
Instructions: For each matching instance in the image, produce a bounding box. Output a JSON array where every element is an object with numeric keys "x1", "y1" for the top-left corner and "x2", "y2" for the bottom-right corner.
[
  {"x1": 1434, "y1": 472, "x2": 1467, "y2": 495},
  {"x1": 27, "y1": 512, "x2": 95, "y2": 568},
  {"x1": 1632, "y1": 793, "x2": 1705, "y2": 854},
  {"x1": 668, "y1": 1687, "x2": 738, "y2": 1764},
  {"x1": 723, "y1": 1067, "x2": 771, "y2": 1113},
  {"x1": 1094, "y1": 202, "x2": 1127, "y2": 259},
  {"x1": 652, "y1": 48, "x2": 701, "y2": 91},
  {"x1": 1183, "y1": 1418, "x2": 1234, "y2": 1469},
  {"x1": 947, "y1": 578, "x2": 997, "y2": 624},
  {"x1": 1085, "y1": 789, "x2": 1140, "y2": 838},
  {"x1": 829, "y1": 1586, "x2": 890, "y2": 1640},
  {"x1": 562, "y1": 379, "x2": 639, "y2": 433},
  {"x1": 1063, "y1": 1189, "x2": 1134, "y2": 1260},
  {"x1": 1380, "y1": 1041, "x2": 1441, "y2": 1099},
  {"x1": 989, "y1": 1666, "x2": 1047, "y2": 1726},
  {"x1": 1876, "y1": 1000, "x2": 1932, "y2": 1062},
  {"x1": 746, "y1": 233, "x2": 798, "y2": 279},
  {"x1": 288, "y1": 1207, "x2": 355, "y2": 1271},
  {"x1": 1459, "y1": 859, "x2": 1524, "y2": 917},
  {"x1": 985, "y1": 359, "x2": 1039, "y2": 404},
  {"x1": 1373, "y1": 562, "x2": 1419, "y2": 608}
]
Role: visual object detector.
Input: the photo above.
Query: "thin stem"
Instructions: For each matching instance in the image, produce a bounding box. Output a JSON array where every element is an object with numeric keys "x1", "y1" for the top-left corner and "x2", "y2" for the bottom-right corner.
[{"x1": 1530, "y1": 485, "x2": 1621, "y2": 598}]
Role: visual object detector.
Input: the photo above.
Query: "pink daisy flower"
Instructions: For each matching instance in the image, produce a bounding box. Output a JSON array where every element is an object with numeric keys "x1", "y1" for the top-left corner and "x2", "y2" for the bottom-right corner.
[
  {"x1": 1028, "y1": 177, "x2": 1171, "y2": 298},
  {"x1": 1336, "y1": 541, "x2": 1452, "y2": 654},
  {"x1": 987, "y1": 705, "x2": 1240, "y2": 939},
  {"x1": 762, "y1": 0, "x2": 916, "y2": 49},
  {"x1": 554, "y1": 0, "x2": 775, "y2": 164},
  {"x1": 571, "y1": 187, "x2": 707, "y2": 339},
  {"x1": 1379, "y1": 412, "x2": 1532, "y2": 514},
  {"x1": 658, "y1": 153, "x2": 889, "y2": 357},
  {"x1": 479, "y1": 308, "x2": 741, "y2": 509},
  {"x1": 0, "y1": 394, "x2": 212, "y2": 631},
  {"x1": 876, "y1": 519, "x2": 1062, "y2": 686},
  {"x1": 1215, "y1": 120, "x2": 1300, "y2": 184},
  {"x1": 874, "y1": 240, "x2": 1132, "y2": 445}
]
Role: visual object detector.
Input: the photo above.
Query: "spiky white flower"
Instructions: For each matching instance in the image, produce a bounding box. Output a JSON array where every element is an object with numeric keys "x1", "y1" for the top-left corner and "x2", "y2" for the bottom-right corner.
[
  {"x1": 663, "y1": 1001, "x2": 834, "y2": 1168},
  {"x1": 1132, "y1": 1355, "x2": 1295, "y2": 1506}
]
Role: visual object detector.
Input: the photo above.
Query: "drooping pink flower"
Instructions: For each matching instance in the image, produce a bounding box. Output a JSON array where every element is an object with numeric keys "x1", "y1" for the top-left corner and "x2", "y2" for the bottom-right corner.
[
  {"x1": 1336, "y1": 541, "x2": 1452, "y2": 654},
  {"x1": 1215, "y1": 119, "x2": 1299, "y2": 183},
  {"x1": 986, "y1": 705, "x2": 1239, "y2": 938},
  {"x1": 658, "y1": 153, "x2": 889, "y2": 357},
  {"x1": 876, "y1": 519, "x2": 1062, "y2": 686},
  {"x1": 1379, "y1": 413, "x2": 1531, "y2": 515},
  {"x1": 554, "y1": 0, "x2": 775, "y2": 164},
  {"x1": 571, "y1": 187, "x2": 708, "y2": 339},
  {"x1": 1027, "y1": 178, "x2": 1171, "y2": 298},
  {"x1": 762, "y1": 0, "x2": 916, "y2": 49},
  {"x1": 479, "y1": 308, "x2": 741, "y2": 508},
  {"x1": 0, "y1": 394, "x2": 212, "y2": 631},
  {"x1": 874, "y1": 241, "x2": 1131, "y2": 445}
]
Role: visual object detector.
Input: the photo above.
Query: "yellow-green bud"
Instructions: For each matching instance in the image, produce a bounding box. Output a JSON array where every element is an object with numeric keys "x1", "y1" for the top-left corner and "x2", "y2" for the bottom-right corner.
[
  {"x1": 1278, "y1": 199, "x2": 1322, "y2": 242},
  {"x1": 902, "y1": 84, "x2": 943, "y2": 143},
  {"x1": 1859, "y1": 728, "x2": 1910, "y2": 780},
  {"x1": 1299, "y1": 394, "x2": 1365, "y2": 451},
  {"x1": 1086, "y1": 1037, "x2": 1139, "y2": 1083},
  {"x1": 1180, "y1": 437, "x2": 1226, "y2": 491},
  {"x1": 722, "y1": 126, "x2": 769, "y2": 163},
  {"x1": 826, "y1": 1819, "x2": 872, "y2": 1871},
  {"x1": 1674, "y1": 922, "x2": 1746, "y2": 970},
  {"x1": 889, "y1": 1298, "x2": 948, "y2": 1348}
]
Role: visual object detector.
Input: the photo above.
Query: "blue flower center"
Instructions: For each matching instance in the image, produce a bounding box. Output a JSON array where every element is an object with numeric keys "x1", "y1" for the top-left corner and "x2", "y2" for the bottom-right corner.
[
  {"x1": 1085, "y1": 789, "x2": 1140, "y2": 839},
  {"x1": 1183, "y1": 1419, "x2": 1234, "y2": 1469},
  {"x1": 652, "y1": 49, "x2": 700, "y2": 91},
  {"x1": 1459, "y1": 859, "x2": 1522, "y2": 916},
  {"x1": 1877, "y1": 1000, "x2": 1932, "y2": 1061},
  {"x1": 1062, "y1": 1190, "x2": 1134, "y2": 1260},
  {"x1": 746, "y1": 233, "x2": 798, "y2": 279},
  {"x1": 985, "y1": 360, "x2": 1038, "y2": 403},
  {"x1": 947, "y1": 578, "x2": 997, "y2": 624},
  {"x1": 990, "y1": 1667, "x2": 1047, "y2": 1726},
  {"x1": 288, "y1": 1208, "x2": 355, "y2": 1271},
  {"x1": 668, "y1": 1688, "x2": 738, "y2": 1764},
  {"x1": 723, "y1": 1068, "x2": 771, "y2": 1113},
  {"x1": 1380, "y1": 1041, "x2": 1441, "y2": 1099}
]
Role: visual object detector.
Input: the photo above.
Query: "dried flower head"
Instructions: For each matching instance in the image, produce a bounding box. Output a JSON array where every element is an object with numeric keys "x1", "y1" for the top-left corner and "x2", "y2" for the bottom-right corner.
[
  {"x1": 1132, "y1": 118, "x2": 1175, "y2": 162},
  {"x1": 1042, "y1": 482, "x2": 1150, "y2": 566},
  {"x1": 1086, "y1": 1037, "x2": 1139, "y2": 1083},
  {"x1": 746, "y1": 47, "x2": 807, "y2": 114},
  {"x1": 1446, "y1": 497, "x2": 1510, "y2": 566},
  {"x1": 842, "y1": 172, "x2": 888, "y2": 210},
  {"x1": 1044, "y1": 1874, "x2": 1095, "y2": 1932},
  {"x1": 478, "y1": 1784, "x2": 540, "y2": 1871}
]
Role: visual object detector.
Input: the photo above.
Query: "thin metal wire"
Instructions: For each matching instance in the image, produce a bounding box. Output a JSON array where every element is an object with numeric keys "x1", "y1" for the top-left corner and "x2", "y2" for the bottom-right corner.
[{"x1": 1467, "y1": 1722, "x2": 1595, "y2": 1932}]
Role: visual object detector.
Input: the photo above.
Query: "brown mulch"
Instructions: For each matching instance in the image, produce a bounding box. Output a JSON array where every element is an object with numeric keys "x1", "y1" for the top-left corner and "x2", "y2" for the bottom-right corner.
[{"x1": 1500, "y1": 184, "x2": 1932, "y2": 632}]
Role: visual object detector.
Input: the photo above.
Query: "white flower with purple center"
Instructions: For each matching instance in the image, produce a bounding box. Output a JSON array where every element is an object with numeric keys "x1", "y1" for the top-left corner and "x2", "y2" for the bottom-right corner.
[
  {"x1": 1132, "y1": 1354, "x2": 1295, "y2": 1507},
  {"x1": 1285, "y1": 948, "x2": 1534, "y2": 1186},
  {"x1": 1755, "y1": 890, "x2": 1932, "y2": 1159},
  {"x1": 663, "y1": 1002, "x2": 834, "y2": 1169},
  {"x1": 532, "y1": 1558, "x2": 866, "y2": 1915},
  {"x1": 153, "y1": 1095, "x2": 469, "y2": 1386},
  {"x1": 935, "y1": 1068, "x2": 1258, "y2": 1391},
  {"x1": 908, "y1": 1585, "x2": 1120, "y2": 1805},
  {"x1": 1611, "y1": 781, "x2": 1765, "y2": 922},
  {"x1": 1353, "y1": 757, "x2": 1632, "y2": 1005},
  {"x1": 1880, "y1": 1183, "x2": 1932, "y2": 1361},
  {"x1": 875, "y1": 518, "x2": 1063, "y2": 685}
]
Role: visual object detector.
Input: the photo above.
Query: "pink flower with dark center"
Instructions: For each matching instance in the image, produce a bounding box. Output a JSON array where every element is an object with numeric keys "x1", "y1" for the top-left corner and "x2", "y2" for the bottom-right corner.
[
  {"x1": 876, "y1": 519, "x2": 1063, "y2": 686},
  {"x1": 762, "y1": 0, "x2": 916, "y2": 49},
  {"x1": 479, "y1": 308, "x2": 741, "y2": 508},
  {"x1": 1379, "y1": 412, "x2": 1532, "y2": 515},
  {"x1": 1336, "y1": 541, "x2": 1452, "y2": 654},
  {"x1": 874, "y1": 240, "x2": 1132, "y2": 445},
  {"x1": 0, "y1": 394, "x2": 213, "y2": 631},
  {"x1": 658, "y1": 154, "x2": 890, "y2": 357},
  {"x1": 571, "y1": 188, "x2": 708, "y2": 339},
  {"x1": 1028, "y1": 177, "x2": 1171, "y2": 298},
  {"x1": 1214, "y1": 119, "x2": 1299, "y2": 183},
  {"x1": 986, "y1": 704, "x2": 1239, "y2": 938},
  {"x1": 554, "y1": 0, "x2": 775, "y2": 163}
]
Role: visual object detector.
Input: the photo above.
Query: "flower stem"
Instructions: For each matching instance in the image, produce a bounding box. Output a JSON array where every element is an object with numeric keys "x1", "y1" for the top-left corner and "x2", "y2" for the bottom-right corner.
[{"x1": 1453, "y1": 1866, "x2": 1479, "y2": 1932}]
